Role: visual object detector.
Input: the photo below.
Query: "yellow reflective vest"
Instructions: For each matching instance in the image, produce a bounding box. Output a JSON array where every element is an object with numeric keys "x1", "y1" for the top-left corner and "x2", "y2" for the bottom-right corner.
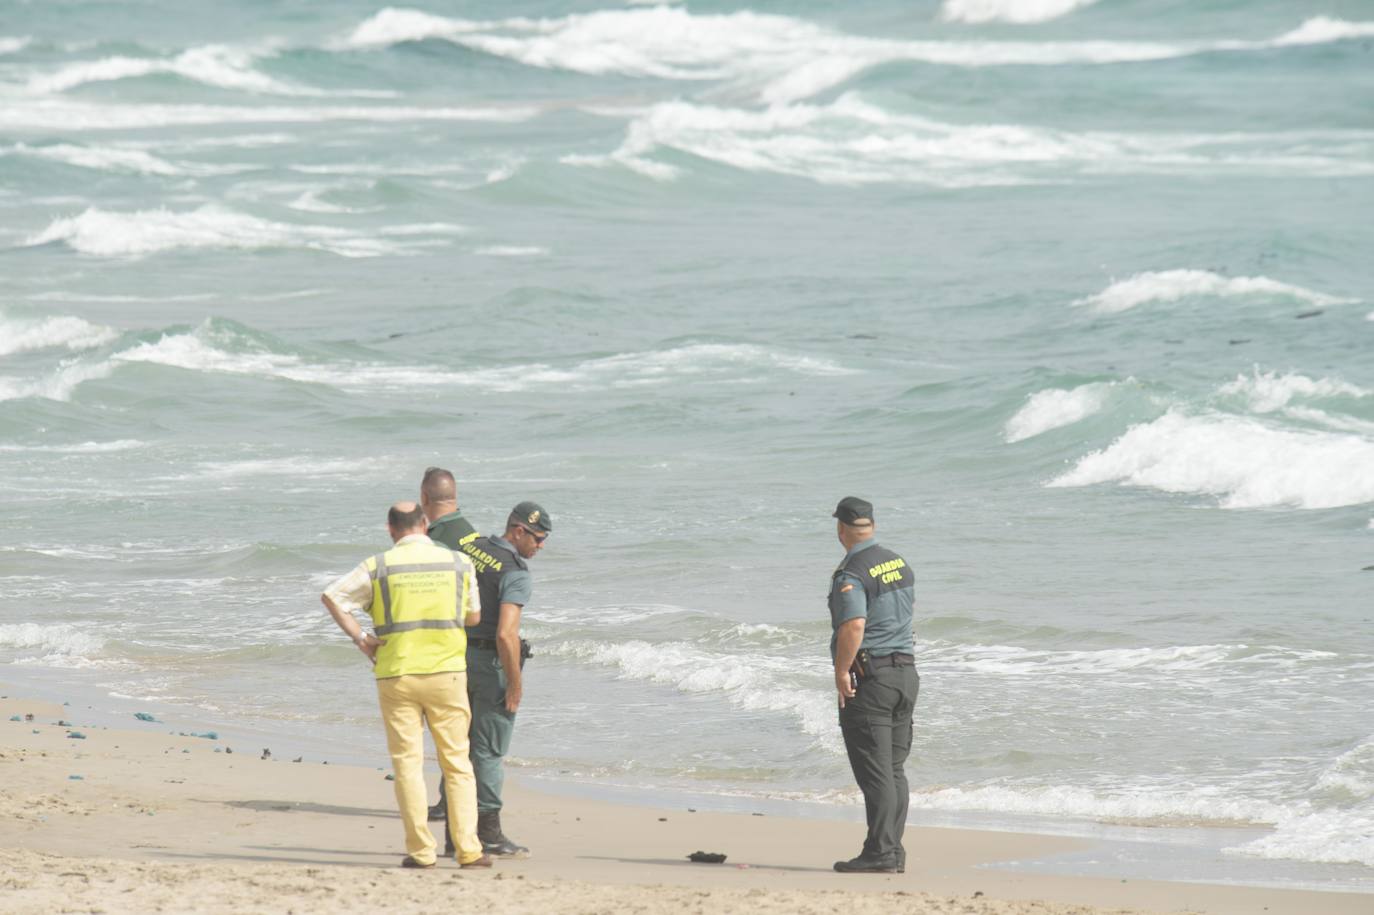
[{"x1": 364, "y1": 539, "x2": 475, "y2": 679}]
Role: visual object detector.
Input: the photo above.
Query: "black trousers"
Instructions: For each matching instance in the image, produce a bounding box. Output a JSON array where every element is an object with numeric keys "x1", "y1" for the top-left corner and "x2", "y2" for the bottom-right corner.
[{"x1": 839, "y1": 663, "x2": 919, "y2": 861}]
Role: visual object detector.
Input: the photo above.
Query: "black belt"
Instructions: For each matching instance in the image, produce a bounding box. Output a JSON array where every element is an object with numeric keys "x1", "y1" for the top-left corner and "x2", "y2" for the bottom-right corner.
[
  {"x1": 468, "y1": 638, "x2": 498, "y2": 650},
  {"x1": 870, "y1": 653, "x2": 915, "y2": 668}
]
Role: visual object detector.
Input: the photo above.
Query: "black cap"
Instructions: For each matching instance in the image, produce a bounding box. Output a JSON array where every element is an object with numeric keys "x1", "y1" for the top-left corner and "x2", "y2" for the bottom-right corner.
[
  {"x1": 510, "y1": 501, "x2": 552, "y2": 533},
  {"x1": 832, "y1": 496, "x2": 874, "y2": 525}
]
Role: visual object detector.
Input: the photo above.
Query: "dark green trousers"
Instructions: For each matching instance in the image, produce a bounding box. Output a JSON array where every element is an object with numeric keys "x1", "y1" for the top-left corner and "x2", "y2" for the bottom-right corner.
[
  {"x1": 466, "y1": 645, "x2": 516, "y2": 814},
  {"x1": 839, "y1": 663, "x2": 919, "y2": 862}
]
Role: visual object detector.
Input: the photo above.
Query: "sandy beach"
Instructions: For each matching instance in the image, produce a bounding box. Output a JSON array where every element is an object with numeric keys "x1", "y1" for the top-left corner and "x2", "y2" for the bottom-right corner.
[{"x1": 1, "y1": 689, "x2": 1367, "y2": 915}]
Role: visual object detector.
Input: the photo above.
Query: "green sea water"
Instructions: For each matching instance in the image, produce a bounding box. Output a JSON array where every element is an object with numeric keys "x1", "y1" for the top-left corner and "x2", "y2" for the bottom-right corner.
[{"x1": 2, "y1": 0, "x2": 1372, "y2": 886}]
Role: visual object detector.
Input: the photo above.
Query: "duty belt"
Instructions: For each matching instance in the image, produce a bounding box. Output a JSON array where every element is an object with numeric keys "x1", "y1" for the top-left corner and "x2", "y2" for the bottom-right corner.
[
  {"x1": 869, "y1": 653, "x2": 915, "y2": 668},
  {"x1": 468, "y1": 638, "x2": 498, "y2": 650}
]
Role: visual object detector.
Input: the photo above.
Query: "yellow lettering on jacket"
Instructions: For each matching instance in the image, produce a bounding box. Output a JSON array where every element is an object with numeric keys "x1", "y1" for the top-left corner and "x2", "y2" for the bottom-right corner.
[
  {"x1": 461, "y1": 542, "x2": 503, "y2": 573},
  {"x1": 867, "y1": 557, "x2": 906, "y2": 579}
]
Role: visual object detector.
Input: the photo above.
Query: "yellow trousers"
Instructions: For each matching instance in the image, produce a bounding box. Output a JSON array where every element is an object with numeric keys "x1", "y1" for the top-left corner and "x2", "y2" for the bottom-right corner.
[{"x1": 376, "y1": 671, "x2": 482, "y2": 865}]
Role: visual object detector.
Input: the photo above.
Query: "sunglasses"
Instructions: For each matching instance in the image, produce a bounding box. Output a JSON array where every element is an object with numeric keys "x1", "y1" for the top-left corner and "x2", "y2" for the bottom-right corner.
[{"x1": 518, "y1": 524, "x2": 548, "y2": 544}]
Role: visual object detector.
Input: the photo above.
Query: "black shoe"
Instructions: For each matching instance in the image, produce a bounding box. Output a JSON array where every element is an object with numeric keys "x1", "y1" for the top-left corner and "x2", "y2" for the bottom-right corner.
[
  {"x1": 833, "y1": 854, "x2": 898, "y2": 874},
  {"x1": 482, "y1": 835, "x2": 530, "y2": 858},
  {"x1": 477, "y1": 810, "x2": 530, "y2": 858},
  {"x1": 428, "y1": 801, "x2": 446, "y2": 822},
  {"x1": 400, "y1": 855, "x2": 435, "y2": 869},
  {"x1": 896, "y1": 849, "x2": 906, "y2": 874}
]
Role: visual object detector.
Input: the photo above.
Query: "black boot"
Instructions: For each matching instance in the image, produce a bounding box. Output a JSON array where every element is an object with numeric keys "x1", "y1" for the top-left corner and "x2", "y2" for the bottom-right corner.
[
  {"x1": 833, "y1": 852, "x2": 898, "y2": 874},
  {"x1": 428, "y1": 780, "x2": 447, "y2": 822},
  {"x1": 478, "y1": 810, "x2": 530, "y2": 858}
]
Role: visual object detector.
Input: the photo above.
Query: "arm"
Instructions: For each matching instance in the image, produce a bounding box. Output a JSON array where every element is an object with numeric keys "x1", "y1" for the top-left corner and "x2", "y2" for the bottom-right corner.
[
  {"x1": 461, "y1": 559, "x2": 481, "y2": 628},
  {"x1": 496, "y1": 603, "x2": 523, "y2": 713},
  {"x1": 833, "y1": 617, "x2": 865, "y2": 709},
  {"x1": 321, "y1": 593, "x2": 381, "y2": 665}
]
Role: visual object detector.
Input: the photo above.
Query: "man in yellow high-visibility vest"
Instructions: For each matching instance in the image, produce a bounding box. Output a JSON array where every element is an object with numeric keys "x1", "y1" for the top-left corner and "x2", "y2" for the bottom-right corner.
[{"x1": 322, "y1": 501, "x2": 490, "y2": 869}]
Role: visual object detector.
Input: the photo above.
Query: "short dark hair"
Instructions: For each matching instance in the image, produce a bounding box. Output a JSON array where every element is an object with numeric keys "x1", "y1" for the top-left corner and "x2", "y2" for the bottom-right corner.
[
  {"x1": 421, "y1": 466, "x2": 456, "y2": 504},
  {"x1": 388, "y1": 502, "x2": 427, "y2": 532}
]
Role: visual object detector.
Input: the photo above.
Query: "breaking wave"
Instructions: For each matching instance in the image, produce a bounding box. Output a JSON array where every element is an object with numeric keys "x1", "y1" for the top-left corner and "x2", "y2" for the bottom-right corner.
[
  {"x1": 1005, "y1": 382, "x2": 1115, "y2": 442},
  {"x1": 940, "y1": 0, "x2": 1100, "y2": 25},
  {"x1": 1049, "y1": 410, "x2": 1374, "y2": 510},
  {"x1": 1075, "y1": 269, "x2": 1358, "y2": 313},
  {"x1": 0, "y1": 310, "x2": 118, "y2": 357}
]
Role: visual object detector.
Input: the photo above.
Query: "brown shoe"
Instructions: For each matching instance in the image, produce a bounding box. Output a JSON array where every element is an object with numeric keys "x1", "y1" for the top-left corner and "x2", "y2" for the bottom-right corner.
[
  {"x1": 400, "y1": 855, "x2": 435, "y2": 869},
  {"x1": 460, "y1": 854, "x2": 494, "y2": 869}
]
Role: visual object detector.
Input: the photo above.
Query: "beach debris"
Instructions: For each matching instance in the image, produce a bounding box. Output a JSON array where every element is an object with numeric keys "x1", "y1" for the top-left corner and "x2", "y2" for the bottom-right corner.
[
  {"x1": 1296, "y1": 309, "x2": 1323, "y2": 319},
  {"x1": 67, "y1": 731, "x2": 87, "y2": 740},
  {"x1": 385, "y1": 773, "x2": 395, "y2": 781},
  {"x1": 214, "y1": 748, "x2": 223, "y2": 753},
  {"x1": 32, "y1": 729, "x2": 40, "y2": 734},
  {"x1": 261, "y1": 748, "x2": 272, "y2": 760},
  {"x1": 178, "y1": 730, "x2": 218, "y2": 740},
  {"x1": 1361, "y1": 565, "x2": 1374, "y2": 572},
  {"x1": 688, "y1": 852, "x2": 727, "y2": 864},
  {"x1": 974, "y1": 891, "x2": 984, "y2": 898},
  {"x1": 7, "y1": 715, "x2": 19, "y2": 722},
  {"x1": 134, "y1": 712, "x2": 158, "y2": 722},
  {"x1": 293, "y1": 756, "x2": 303, "y2": 763},
  {"x1": 658, "y1": 817, "x2": 667, "y2": 822},
  {"x1": 25, "y1": 713, "x2": 33, "y2": 721},
  {"x1": 57, "y1": 720, "x2": 72, "y2": 727},
  {"x1": 687, "y1": 808, "x2": 696, "y2": 813},
  {"x1": 68, "y1": 775, "x2": 84, "y2": 780},
  {"x1": 225, "y1": 747, "x2": 233, "y2": 754}
]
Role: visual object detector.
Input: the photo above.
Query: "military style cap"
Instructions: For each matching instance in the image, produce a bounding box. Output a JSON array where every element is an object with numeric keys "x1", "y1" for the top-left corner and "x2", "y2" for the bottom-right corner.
[
  {"x1": 511, "y1": 500, "x2": 552, "y2": 533},
  {"x1": 832, "y1": 496, "x2": 874, "y2": 525}
]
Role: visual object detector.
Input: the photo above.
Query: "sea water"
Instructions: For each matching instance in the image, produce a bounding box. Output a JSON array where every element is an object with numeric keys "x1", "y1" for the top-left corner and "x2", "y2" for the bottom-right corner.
[{"x1": 1, "y1": 0, "x2": 1372, "y2": 890}]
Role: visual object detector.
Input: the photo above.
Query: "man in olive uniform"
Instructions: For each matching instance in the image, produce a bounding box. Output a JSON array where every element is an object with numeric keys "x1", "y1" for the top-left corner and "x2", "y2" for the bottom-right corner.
[
  {"x1": 453, "y1": 500, "x2": 550, "y2": 858},
  {"x1": 420, "y1": 466, "x2": 479, "y2": 823},
  {"x1": 827, "y1": 496, "x2": 919, "y2": 874},
  {"x1": 321, "y1": 501, "x2": 489, "y2": 869}
]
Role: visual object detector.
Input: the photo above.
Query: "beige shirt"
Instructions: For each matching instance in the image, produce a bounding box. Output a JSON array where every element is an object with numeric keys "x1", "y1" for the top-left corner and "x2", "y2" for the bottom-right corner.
[{"x1": 323, "y1": 533, "x2": 482, "y2": 623}]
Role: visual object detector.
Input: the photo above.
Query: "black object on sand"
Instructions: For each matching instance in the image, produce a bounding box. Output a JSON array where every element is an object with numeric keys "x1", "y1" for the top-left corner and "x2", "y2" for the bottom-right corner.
[{"x1": 688, "y1": 851, "x2": 727, "y2": 864}]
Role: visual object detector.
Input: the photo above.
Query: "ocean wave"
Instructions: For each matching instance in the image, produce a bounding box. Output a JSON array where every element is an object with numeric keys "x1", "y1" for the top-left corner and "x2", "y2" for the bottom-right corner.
[
  {"x1": 909, "y1": 783, "x2": 1286, "y2": 825},
  {"x1": 474, "y1": 245, "x2": 548, "y2": 257},
  {"x1": 343, "y1": 9, "x2": 1374, "y2": 105},
  {"x1": 1005, "y1": 382, "x2": 1115, "y2": 443},
  {"x1": 0, "y1": 309, "x2": 118, "y2": 357},
  {"x1": 32, "y1": 319, "x2": 853, "y2": 398},
  {"x1": 923, "y1": 641, "x2": 1338, "y2": 676},
  {"x1": 0, "y1": 98, "x2": 539, "y2": 132},
  {"x1": 1049, "y1": 410, "x2": 1374, "y2": 510},
  {"x1": 25, "y1": 44, "x2": 311, "y2": 96},
  {"x1": 1075, "y1": 269, "x2": 1358, "y2": 313},
  {"x1": 550, "y1": 638, "x2": 839, "y2": 748},
  {"x1": 1218, "y1": 369, "x2": 1369, "y2": 414},
  {"x1": 0, "y1": 440, "x2": 144, "y2": 454},
  {"x1": 1, "y1": 142, "x2": 241, "y2": 177},
  {"x1": 940, "y1": 0, "x2": 1099, "y2": 25},
  {"x1": 1231, "y1": 806, "x2": 1374, "y2": 867},
  {"x1": 0, "y1": 359, "x2": 115, "y2": 403},
  {"x1": 25, "y1": 205, "x2": 408, "y2": 258},
  {"x1": 567, "y1": 95, "x2": 1374, "y2": 187},
  {"x1": 0, "y1": 622, "x2": 105, "y2": 658},
  {"x1": 0, "y1": 36, "x2": 31, "y2": 55}
]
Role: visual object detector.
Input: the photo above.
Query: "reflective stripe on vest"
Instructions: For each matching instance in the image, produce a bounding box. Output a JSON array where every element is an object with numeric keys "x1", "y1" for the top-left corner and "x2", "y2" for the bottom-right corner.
[{"x1": 368, "y1": 555, "x2": 468, "y2": 636}]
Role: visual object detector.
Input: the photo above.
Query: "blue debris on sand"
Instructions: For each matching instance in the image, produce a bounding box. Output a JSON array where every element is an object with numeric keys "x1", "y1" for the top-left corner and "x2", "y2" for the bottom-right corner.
[
  {"x1": 385, "y1": 773, "x2": 395, "y2": 781},
  {"x1": 67, "y1": 731, "x2": 87, "y2": 740},
  {"x1": 8, "y1": 715, "x2": 19, "y2": 722},
  {"x1": 69, "y1": 775, "x2": 84, "y2": 780},
  {"x1": 134, "y1": 712, "x2": 158, "y2": 722},
  {"x1": 179, "y1": 730, "x2": 218, "y2": 740}
]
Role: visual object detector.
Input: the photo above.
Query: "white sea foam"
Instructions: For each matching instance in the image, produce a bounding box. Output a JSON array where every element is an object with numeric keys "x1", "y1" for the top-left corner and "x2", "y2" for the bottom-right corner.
[
  {"x1": 941, "y1": 0, "x2": 1099, "y2": 25},
  {"x1": 0, "y1": 310, "x2": 118, "y2": 357},
  {"x1": 1, "y1": 142, "x2": 240, "y2": 177},
  {"x1": 0, "y1": 36, "x2": 32, "y2": 55},
  {"x1": 923, "y1": 641, "x2": 1335, "y2": 677},
  {"x1": 475, "y1": 245, "x2": 548, "y2": 257},
  {"x1": 909, "y1": 783, "x2": 1286, "y2": 825},
  {"x1": 1232, "y1": 807, "x2": 1374, "y2": 867},
  {"x1": 0, "y1": 98, "x2": 539, "y2": 131},
  {"x1": 25, "y1": 205, "x2": 403, "y2": 258},
  {"x1": 1076, "y1": 269, "x2": 1358, "y2": 314},
  {"x1": 0, "y1": 622, "x2": 105, "y2": 658},
  {"x1": 1049, "y1": 411, "x2": 1374, "y2": 510},
  {"x1": 1218, "y1": 369, "x2": 1369, "y2": 413},
  {"x1": 27, "y1": 292, "x2": 215, "y2": 304},
  {"x1": 1273, "y1": 16, "x2": 1374, "y2": 47},
  {"x1": 26, "y1": 45, "x2": 311, "y2": 96},
  {"x1": 0, "y1": 440, "x2": 143, "y2": 454},
  {"x1": 1005, "y1": 382, "x2": 1113, "y2": 443},
  {"x1": 343, "y1": 9, "x2": 1374, "y2": 105},
  {"x1": 95, "y1": 323, "x2": 852, "y2": 395},
  {"x1": 569, "y1": 95, "x2": 1374, "y2": 187},
  {"x1": 0, "y1": 359, "x2": 115, "y2": 403},
  {"x1": 552, "y1": 638, "x2": 838, "y2": 747}
]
